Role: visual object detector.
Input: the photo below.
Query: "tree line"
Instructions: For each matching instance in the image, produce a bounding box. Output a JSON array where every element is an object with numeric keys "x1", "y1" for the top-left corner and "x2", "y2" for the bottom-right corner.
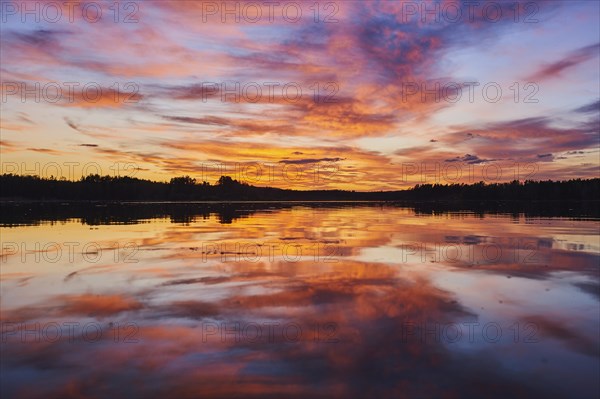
[{"x1": 1, "y1": 173, "x2": 598, "y2": 202}]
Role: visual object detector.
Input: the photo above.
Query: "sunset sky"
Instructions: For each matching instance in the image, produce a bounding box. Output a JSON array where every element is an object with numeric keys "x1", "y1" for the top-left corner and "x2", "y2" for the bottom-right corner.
[{"x1": 1, "y1": 0, "x2": 599, "y2": 190}]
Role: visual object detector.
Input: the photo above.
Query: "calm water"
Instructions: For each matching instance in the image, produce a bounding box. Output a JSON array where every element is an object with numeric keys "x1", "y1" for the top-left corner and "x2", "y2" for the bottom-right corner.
[{"x1": 1, "y1": 204, "x2": 599, "y2": 398}]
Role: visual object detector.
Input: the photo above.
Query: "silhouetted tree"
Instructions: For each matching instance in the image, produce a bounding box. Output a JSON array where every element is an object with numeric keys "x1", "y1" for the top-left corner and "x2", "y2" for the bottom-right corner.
[{"x1": 0, "y1": 173, "x2": 598, "y2": 203}]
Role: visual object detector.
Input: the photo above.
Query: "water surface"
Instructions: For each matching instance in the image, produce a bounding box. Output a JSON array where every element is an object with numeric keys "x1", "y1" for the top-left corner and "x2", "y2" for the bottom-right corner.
[{"x1": 1, "y1": 204, "x2": 599, "y2": 398}]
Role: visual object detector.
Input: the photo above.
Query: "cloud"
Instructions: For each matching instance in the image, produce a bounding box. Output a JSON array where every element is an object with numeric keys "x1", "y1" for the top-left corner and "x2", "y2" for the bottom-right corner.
[
  {"x1": 162, "y1": 114, "x2": 297, "y2": 136},
  {"x1": 445, "y1": 154, "x2": 490, "y2": 164},
  {"x1": 528, "y1": 42, "x2": 600, "y2": 81},
  {"x1": 573, "y1": 99, "x2": 600, "y2": 114},
  {"x1": 0, "y1": 140, "x2": 17, "y2": 149},
  {"x1": 57, "y1": 294, "x2": 143, "y2": 317},
  {"x1": 16, "y1": 112, "x2": 34, "y2": 124},
  {"x1": 1, "y1": 293, "x2": 143, "y2": 321},
  {"x1": 443, "y1": 116, "x2": 599, "y2": 162},
  {"x1": 66, "y1": 86, "x2": 144, "y2": 109},
  {"x1": 8, "y1": 28, "x2": 68, "y2": 52},
  {"x1": 163, "y1": 115, "x2": 231, "y2": 126},
  {"x1": 64, "y1": 117, "x2": 82, "y2": 132},
  {"x1": 279, "y1": 157, "x2": 345, "y2": 165},
  {"x1": 26, "y1": 147, "x2": 64, "y2": 155}
]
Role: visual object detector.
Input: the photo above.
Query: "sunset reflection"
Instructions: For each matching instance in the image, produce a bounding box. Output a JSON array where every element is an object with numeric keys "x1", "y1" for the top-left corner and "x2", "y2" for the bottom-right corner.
[{"x1": 1, "y1": 205, "x2": 598, "y2": 398}]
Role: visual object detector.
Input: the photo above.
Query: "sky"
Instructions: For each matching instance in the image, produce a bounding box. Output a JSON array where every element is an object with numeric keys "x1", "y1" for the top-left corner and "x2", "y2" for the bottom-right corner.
[{"x1": 1, "y1": 0, "x2": 599, "y2": 190}]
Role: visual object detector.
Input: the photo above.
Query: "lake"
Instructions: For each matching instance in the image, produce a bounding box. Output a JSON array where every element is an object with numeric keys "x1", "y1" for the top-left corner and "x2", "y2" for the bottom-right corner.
[{"x1": 1, "y1": 203, "x2": 599, "y2": 398}]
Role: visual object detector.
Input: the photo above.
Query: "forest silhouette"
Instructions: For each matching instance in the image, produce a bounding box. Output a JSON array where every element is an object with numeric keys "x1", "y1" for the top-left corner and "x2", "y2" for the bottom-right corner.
[
  {"x1": 1, "y1": 174, "x2": 599, "y2": 225},
  {"x1": 1, "y1": 174, "x2": 598, "y2": 202}
]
